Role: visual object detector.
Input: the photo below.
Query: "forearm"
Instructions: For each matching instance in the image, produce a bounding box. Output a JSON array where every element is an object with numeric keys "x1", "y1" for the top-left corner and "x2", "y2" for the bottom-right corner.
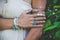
[
  {"x1": 32, "y1": 0, "x2": 46, "y2": 10},
  {"x1": 0, "y1": 18, "x2": 13, "y2": 30},
  {"x1": 25, "y1": 28, "x2": 43, "y2": 40}
]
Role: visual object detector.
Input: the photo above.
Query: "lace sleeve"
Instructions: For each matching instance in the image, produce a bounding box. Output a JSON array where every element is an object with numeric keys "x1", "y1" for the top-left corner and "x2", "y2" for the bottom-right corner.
[
  {"x1": 0, "y1": 6, "x2": 2, "y2": 17},
  {"x1": 0, "y1": 0, "x2": 5, "y2": 16},
  {"x1": 0, "y1": 0, "x2": 7, "y2": 17}
]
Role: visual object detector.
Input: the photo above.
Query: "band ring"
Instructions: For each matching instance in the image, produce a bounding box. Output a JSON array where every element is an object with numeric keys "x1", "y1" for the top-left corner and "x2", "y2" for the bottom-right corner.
[
  {"x1": 33, "y1": 18, "x2": 37, "y2": 25},
  {"x1": 37, "y1": 13, "x2": 43, "y2": 17},
  {"x1": 32, "y1": 9, "x2": 39, "y2": 12}
]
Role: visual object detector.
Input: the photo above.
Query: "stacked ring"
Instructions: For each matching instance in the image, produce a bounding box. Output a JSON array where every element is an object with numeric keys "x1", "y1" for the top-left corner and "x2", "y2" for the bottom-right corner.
[{"x1": 33, "y1": 18, "x2": 37, "y2": 25}]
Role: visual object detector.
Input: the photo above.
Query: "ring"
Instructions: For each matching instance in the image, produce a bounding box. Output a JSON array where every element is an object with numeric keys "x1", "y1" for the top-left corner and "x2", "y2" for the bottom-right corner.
[
  {"x1": 37, "y1": 13, "x2": 43, "y2": 17},
  {"x1": 32, "y1": 9, "x2": 39, "y2": 12},
  {"x1": 33, "y1": 18, "x2": 37, "y2": 25}
]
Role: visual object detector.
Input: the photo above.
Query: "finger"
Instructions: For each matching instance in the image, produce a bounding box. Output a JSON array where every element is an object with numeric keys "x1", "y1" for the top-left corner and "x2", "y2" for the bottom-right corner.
[
  {"x1": 27, "y1": 13, "x2": 43, "y2": 18},
  {"x1": 30, "y1": 17, "x2": 46, "y2": 21},
  {"x1": 35, "y1": 17, "x2": 46, "y2": 20},
  {"x1": 37, "y1": 21, "x2": 45, "y2": 24},
  {"x1": 32, "y1": 11, "x2": 45, "y2": 17},
  {"x1": 29, "y1": 17, "x2": 34, "y2": 21},
  {"x1": 33, "y1": 13, "x2": 45, "y2": 17},
  {"x1": 30, "y1": 21, "x2": 45, "y2": 24},
  {"x1": 27, "y1": 14, "x2": 34, "y2": 18},
  {"x1": 30, "y1": 25, "x2": 44, "y2": 28},
  {"x1": 23, "y1": 8, "x2": 32, "y2": 14}
]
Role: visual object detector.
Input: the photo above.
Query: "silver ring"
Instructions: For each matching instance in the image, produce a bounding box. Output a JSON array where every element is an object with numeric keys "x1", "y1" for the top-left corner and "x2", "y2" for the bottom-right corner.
[{"x1": 37, "y1": 13, "x2": 43, "y2": 17}]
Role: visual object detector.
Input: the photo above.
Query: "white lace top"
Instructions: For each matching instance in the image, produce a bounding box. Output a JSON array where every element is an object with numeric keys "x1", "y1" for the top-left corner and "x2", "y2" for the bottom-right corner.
[
  {"x1": 0, "y1": 0, "x2": 31, "y2": 18},
  {"x1": 0, "y1": 0, "x2": 31, "y2": 40}
]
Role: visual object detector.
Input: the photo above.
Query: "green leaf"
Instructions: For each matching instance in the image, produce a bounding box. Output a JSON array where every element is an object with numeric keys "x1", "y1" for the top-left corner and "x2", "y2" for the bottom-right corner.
[
  {"x1": 54, "y1": 22, "x2": 60, "y2": 24},
  {"x1": 53, "y1": 0, "x2": 58, "y2": 3},
  {"x1": 56, "y1": 10, "x2": 60, "y2": 13},
  {"x1": 44, "y1": 19, "x2": 52, "y2": 29},
  {"x1": 43, "y1": 22, "x2": 60, "y2": 32},
  {"x1": 55, "y1": 30, "x2": 60, "y2": 38},
  {"x1": 54, "y1": 5, "x2": 60, "y2": 8}
]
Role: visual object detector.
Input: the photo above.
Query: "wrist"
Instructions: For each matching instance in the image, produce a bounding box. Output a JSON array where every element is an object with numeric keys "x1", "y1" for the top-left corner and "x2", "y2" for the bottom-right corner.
[
  {"x1": 17, "y1": 17, "x2": 21, "y2": 27},
  {"x1": 12, "y1": 17, "x2": 20, "y2": 30}
]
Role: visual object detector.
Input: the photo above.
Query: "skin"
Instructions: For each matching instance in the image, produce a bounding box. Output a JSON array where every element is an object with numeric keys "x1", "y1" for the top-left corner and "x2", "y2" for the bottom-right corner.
[
  {"x1": 0, "y1": 0, "x2": 46, "y2": 30},
  {"x1": 0, "y1": 9, "x2": 43, "y2": 30},
  {"x1": 0, "y1": 0, "x2": 46, "y2": 40},
  {"x1": 25, "y1": 0, "x2": 46, "y2": 40}
]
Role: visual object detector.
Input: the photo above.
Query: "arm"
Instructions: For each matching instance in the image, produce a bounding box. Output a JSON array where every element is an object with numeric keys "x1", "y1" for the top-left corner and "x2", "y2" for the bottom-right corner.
[
  {"x1": 25, "y1": 0, "x2": 46, "y2": 40},
  {"x1": 0, "y1": 18, "x2": 13, "y2": 30},
  {"x1": 0, "y1": 8, "x2": 41, "y2": 30},
  {"x1": 25, "y1": 28, "x2": 43, "y2": 40},
  {"x1": 0, "y1": 9, "x2": 32, "y2": 30}
]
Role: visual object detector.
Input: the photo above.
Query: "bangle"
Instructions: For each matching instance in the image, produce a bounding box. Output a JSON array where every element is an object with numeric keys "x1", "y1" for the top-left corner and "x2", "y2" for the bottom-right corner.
[{"x1": 12, "y1": 17, "x2": 20, "y2": 30}]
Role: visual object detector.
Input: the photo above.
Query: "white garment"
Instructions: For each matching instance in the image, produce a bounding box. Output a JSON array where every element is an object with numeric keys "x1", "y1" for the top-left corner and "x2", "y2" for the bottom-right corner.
[{"x1": 0, "y1": 0, "x2": 31, "y2": 40}]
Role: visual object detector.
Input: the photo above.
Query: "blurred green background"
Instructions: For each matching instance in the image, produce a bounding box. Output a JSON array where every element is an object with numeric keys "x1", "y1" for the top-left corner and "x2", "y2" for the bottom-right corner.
[{"x1": 41, "y1": 0, "x2": 60, "y2": 40}]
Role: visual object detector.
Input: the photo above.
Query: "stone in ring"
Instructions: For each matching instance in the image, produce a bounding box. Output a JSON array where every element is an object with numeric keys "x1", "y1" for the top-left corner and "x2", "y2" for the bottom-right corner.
[
  {"x1": 33, "y1": 18, "x2": 37, "y2": 25},
  {"x1": 32, "y1": 9, "x2": 39, "y2": 12},
  {"x1": 37, "y1": 13, "x2": 43, "y2": 17}
]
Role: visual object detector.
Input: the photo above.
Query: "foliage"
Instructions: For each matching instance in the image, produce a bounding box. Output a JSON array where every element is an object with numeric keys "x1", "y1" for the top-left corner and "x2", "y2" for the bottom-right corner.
[{"x1": 41, "y1": 0, "x2": 60, "y2": 40}]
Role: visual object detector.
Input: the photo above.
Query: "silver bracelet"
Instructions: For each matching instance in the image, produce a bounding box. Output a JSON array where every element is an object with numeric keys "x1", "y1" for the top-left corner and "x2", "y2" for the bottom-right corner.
[{"x1": 12, "y1": 17, "x2": 20, "y2": 30}]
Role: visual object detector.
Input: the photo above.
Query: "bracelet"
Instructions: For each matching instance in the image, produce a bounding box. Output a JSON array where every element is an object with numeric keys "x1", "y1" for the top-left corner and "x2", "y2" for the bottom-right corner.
[
  {"x1": 12, "y1": 17, "x2": 20, "y2": 30},
  {"x1": 32, "y1": 8, "x2": 45, "y2": 13}
]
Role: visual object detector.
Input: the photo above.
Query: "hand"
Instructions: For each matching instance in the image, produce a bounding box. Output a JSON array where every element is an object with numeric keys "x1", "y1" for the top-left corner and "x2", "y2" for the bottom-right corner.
[
  {"x1": 24, "y1": 11, "x2": 46, "y2": 40},
  {"x1": 32, "y1": 11, "x2": 46, "y2": 28},
  {"x1": 18, "y1": 9, "x2": 44, "y2": 28}
]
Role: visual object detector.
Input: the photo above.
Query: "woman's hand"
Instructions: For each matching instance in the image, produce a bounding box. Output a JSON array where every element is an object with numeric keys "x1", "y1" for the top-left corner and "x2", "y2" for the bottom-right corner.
[
  {"x1": 25, "y1": 8, "x2": 46, "y2": 40},
  {"x1": 33, "y1": 10, "x2": 46, "y2": 27},
  {"x1": 25, "y1": 10, "x2": 46, "y2": 40},
  {"x1": 25, "y1": 0, "x2": 46, "y2": 40},
  {"x1": 18, "y1": 9, "x2": 44, "y2": 28}
]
